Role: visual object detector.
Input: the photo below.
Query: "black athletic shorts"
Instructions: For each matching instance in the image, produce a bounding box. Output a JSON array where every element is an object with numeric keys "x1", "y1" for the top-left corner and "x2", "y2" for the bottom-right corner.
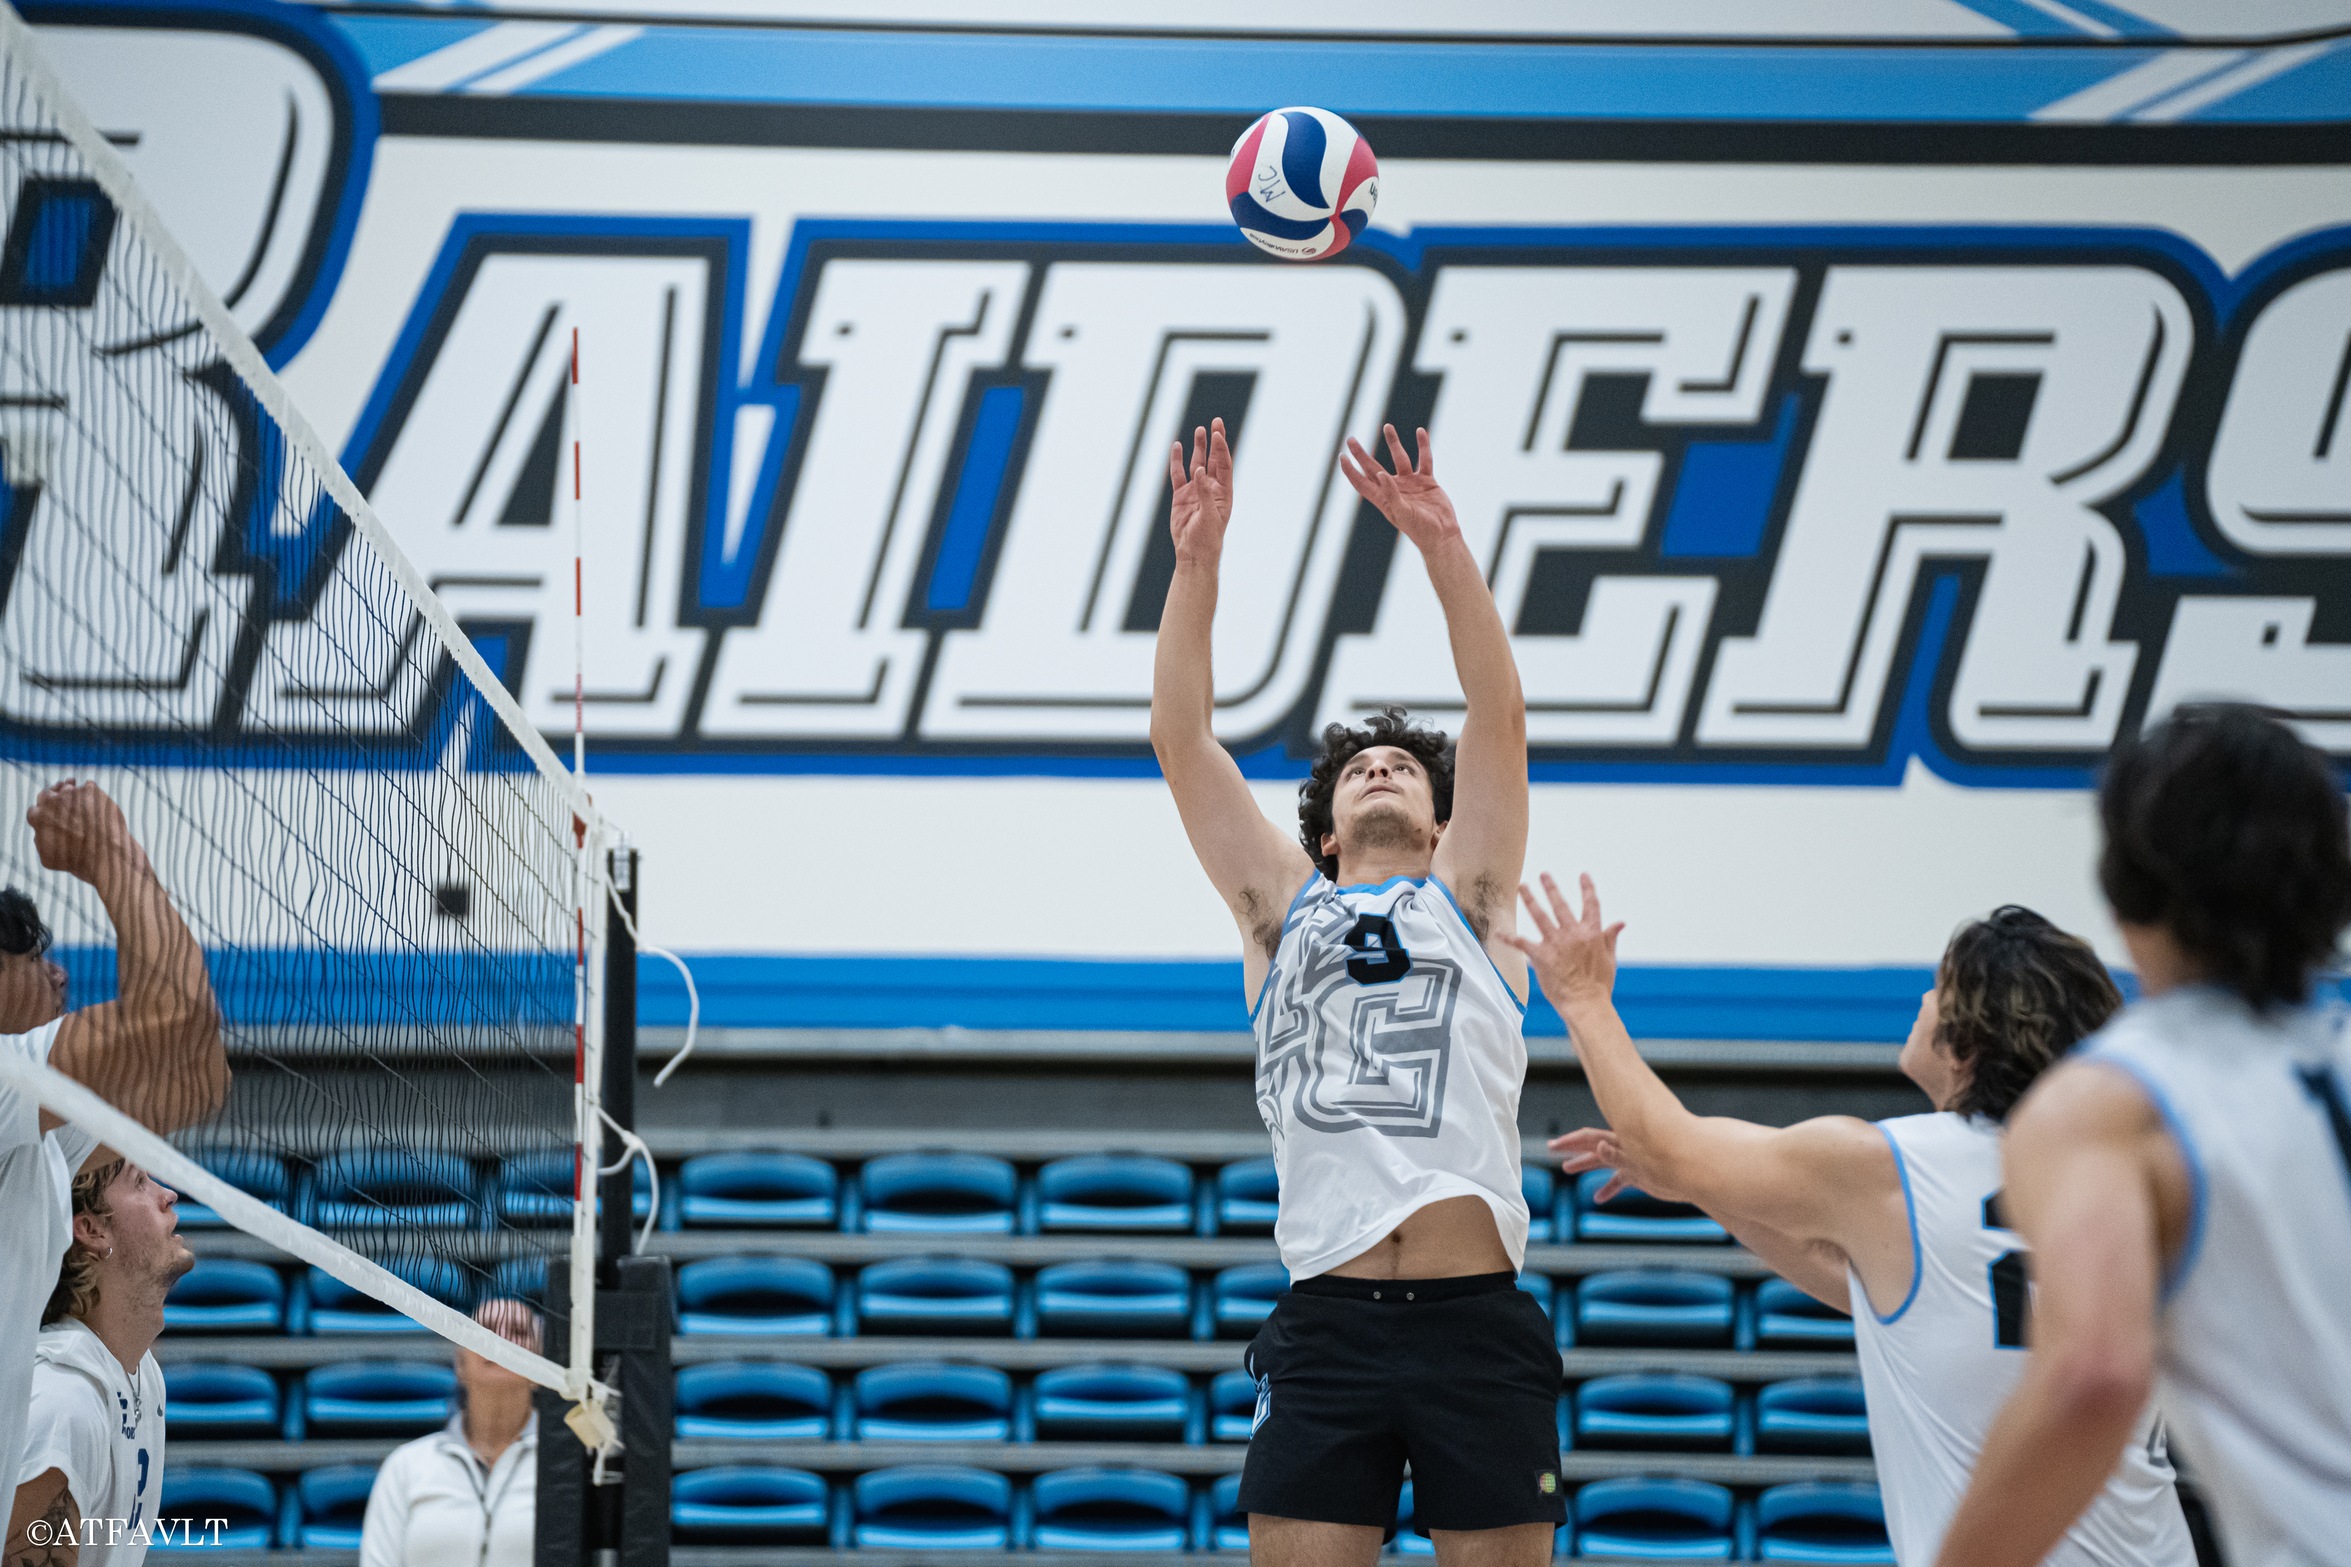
[{"x1": 1236, "y1": 1270, "x2": 1566, "y2": 1534}]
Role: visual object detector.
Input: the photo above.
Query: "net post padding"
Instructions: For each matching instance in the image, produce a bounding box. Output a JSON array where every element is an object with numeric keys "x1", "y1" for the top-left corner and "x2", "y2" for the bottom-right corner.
[
  {"x1": 0, "y1": 1053, "x2": 583, "y2": 1396},
  {"x1": 0, "y1": 1, "x2": 613, "y2": 1402}
]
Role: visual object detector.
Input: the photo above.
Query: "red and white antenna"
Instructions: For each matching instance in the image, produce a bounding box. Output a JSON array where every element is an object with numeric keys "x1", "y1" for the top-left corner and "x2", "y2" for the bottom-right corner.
[{"x1": 570, "y1": 325, "x2": 586, "y2": 784}]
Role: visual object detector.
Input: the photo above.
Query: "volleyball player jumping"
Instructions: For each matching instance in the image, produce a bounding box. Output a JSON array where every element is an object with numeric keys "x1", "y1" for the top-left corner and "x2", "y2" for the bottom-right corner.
[{"x1": 1152, "y1": 420, "x2": 1560, "y2": 1565}]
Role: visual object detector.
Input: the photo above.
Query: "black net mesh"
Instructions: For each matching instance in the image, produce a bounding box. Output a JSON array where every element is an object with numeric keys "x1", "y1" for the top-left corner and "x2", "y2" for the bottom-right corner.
[{"x1": 0, "y1": 43, "x2": 587, "y2": 1350}]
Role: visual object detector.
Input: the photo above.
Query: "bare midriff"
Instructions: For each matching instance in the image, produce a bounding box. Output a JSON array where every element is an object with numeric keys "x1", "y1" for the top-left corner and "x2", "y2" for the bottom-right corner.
[{"x1": 1324, "y1": 1193, "x2": 1514, "y2": 1280}]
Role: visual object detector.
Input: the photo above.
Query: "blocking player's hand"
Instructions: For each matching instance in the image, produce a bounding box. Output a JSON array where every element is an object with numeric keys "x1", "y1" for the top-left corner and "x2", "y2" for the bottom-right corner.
[
  {"x1": 28, "y1": 781, "x2": 146, "y2": 886},
  {"x1": 1338, "y1": 423, "x2": 1461, "y2": 554},
  {"x1": 1502, "y1": 872, "x2": 1622, "y2": 1011},
  {"x1": 1167, "y1": 418, "x2": 1235, "y2": 566},
  {"x1": 1549, "y1": 1125, "x2": 1680, "y2": 1205}
]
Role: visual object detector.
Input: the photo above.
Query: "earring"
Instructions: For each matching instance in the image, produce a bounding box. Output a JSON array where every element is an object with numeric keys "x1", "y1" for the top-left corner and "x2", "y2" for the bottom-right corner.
[{"x1": 103, "y1": 1246, "x2": 113, "y2": 1258}]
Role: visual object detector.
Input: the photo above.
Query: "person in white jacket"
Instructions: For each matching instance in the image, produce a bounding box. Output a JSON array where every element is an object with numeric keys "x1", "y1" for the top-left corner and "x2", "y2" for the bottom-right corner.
[
  {"x1": 7, "y1": 1155, "x2": 192, "y2": 1567},
  {"x1": 358, "y1": 1300, "x2": 541, "y2": 1567}
]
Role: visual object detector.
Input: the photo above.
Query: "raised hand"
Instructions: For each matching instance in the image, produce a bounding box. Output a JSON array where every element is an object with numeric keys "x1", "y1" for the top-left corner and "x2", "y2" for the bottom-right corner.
[
  {"x1": 1501, "y1": 872, "x2": 1623, "y2": 1012},
  {"x1": 1167, "y1": 418, "x2": 1234, "y2": 566},
  {"x1": 1548, "y1": 1125, "x2": 1671, "y2": 1205},
  {"x1": 28, "y1": 781, "x2": 145, "y2": 886},
  {"x1": 1338, "y1": 423, "x2": 1460, "y2": 554}
]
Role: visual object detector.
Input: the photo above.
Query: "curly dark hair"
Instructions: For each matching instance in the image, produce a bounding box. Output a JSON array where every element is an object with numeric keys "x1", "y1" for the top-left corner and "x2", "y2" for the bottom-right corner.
[
  {"x1": 1937, "y1": 907, "x2": 2122, "y2": 1123},
  {"x1": 2098, "y1": 703, "x2": 2351, "y2": 1009},
  {"x1": 1297, "y1": 707, "x2": 1455, "y2": 881},
  {"x1": 0, "y1": 887, "x2": 48, "y2": 958}
]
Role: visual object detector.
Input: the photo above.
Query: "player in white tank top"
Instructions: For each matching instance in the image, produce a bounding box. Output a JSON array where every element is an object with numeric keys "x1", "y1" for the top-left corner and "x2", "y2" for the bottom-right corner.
[
  {"x1": 1514, "y1": 884, "x2": 2193, "y2": 1567},
  {"x1": 1154, "y1": 422, "x2": 1558, "y2": 1560},
  {"x1": 1935, "y1": 706, "x2": 2351, "y2": 1567}
]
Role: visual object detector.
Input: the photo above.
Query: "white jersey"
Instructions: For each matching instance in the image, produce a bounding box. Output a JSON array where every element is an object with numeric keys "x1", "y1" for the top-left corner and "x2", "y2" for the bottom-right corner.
[
  {"x1": 0, "y1": 1021, "x2": 90, "y2": 1505},
  {"x1": 2078, "y1": 988, "x2": 2351, "y2": 1567},
  {"x1": 358, "y1": 1414, "x2": 537, "y2": 1567},
  {"x1": 1852, "y1": 1113, "x2": 2192, "y2": 1567},
  {"x1": 19, "y1": 1320, "x2": 165, "y2": 1567},
  {"x1": 1251, "y1": 873, "x2": 1530, "y2": 1278}
]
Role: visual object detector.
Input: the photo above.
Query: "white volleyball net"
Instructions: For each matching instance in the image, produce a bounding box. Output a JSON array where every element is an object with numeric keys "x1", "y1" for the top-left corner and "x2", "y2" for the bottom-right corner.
[{"x1": 0, "y1": 5, "x2": 612, "y2": 1402}]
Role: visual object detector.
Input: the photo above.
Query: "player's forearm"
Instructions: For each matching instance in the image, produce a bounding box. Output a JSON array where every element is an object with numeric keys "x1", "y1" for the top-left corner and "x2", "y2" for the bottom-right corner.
[
  {"x1": 1932, "y1": 1347, "x2": 2151, "y2": 1567},
  {"x1": 1419, "y1": 531, "x2": 1523, "y2": 726},
  {"x1": 1150, "y1": 554, "x2": 1220, "y2": 747},
  {"x1": 92, "y1": 851, "x2": 225, "y2": 1122}
]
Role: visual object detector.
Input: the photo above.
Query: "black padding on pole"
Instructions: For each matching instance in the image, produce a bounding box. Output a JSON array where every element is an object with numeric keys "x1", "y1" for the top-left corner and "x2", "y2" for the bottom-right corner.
[
  {"x1": 534, "y1": 1271, "x2": 585, "y2": 1567},
  {"x1": 612, "y1": 1254, "x2": 673, "y2": 1567},
  {"x1": 598, "y1": 847, "x2": 641, "y2": 1272}
]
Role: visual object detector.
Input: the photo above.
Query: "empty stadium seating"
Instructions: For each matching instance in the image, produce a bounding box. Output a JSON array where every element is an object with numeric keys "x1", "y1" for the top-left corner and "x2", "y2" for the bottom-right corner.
[
  {"x1": 1208, "y1": 1262, "x2": 1288, "y2": 1337},
  {"x1": 292, "y1": 1466, "x2": 376, "y2": 1550},
  {"x1": 859, "y1": 1153, "x2": 1018, "y2": 1234},
  {"x1": 1034, "y1": 1258, "x2": 1191, "y2": 1337},
  {"x1": 301, "y1": 1362, "x2": 456, "y2": 1438},
  {"x1": 674, "y1": 1151, "x2": 839, "y2": 1228},
  {"x1": 1214, "y1": 1158, "x2": 1279, "y2": 1233},
  {"x1": 1756, "y1": 1377, "x2": 1872, "y2": 1455},
  {"x1": 1573, "y1": 1270, "x2": 1736, "y2": 1347},
  {"x1": 1208, "y1": 1369, "x2": 1258, "y2": 1442},
  {"x1": 156, "y1": 1468, "x2": 277, "y2": 1550},
  {"x1": 671, "y1": 1466, "x2": 829, "y2": 1544},
  {"x1": 1755, "y1": 1278, "x2": 1856, "y2": 1349},
  {"x1": 1030, "y1": 1467, "x2": 1189, "y2": 1551},
  {"x1": 1522, "y1": 1164, "x2": 1559, "y2": 1243},
  {"x1": 1034, "y1": 1155, "x2": 1196, "y2": 1233},
  {"x1": 675, "y1": 1361, "x2": 833, "y2": 1441},
  {"x1": 163, "y1": 1260, "x2": 285, "y2": 1334},
  {"x1": 1573, "y1": 1476, "x2": 1735, "y2": 1559},
  {"x1": 1206, "y1": 1473, "x2": 1249, "y2": 1551},
  {"x1": 1574, "y1": 1372, "x2": 1737, "y2": 1451},
  {"x1": 305, "y1": 1152, "x2": 478, "y2": 1230},
  {"x1": 172, "y1": 1151, "x2": 289, "y2": 1230},
  {"x1": 1031, "y1": 1363, "x2": 1192, "y2": 1443},
  {"x1": 675, "y1": 1257, "x2": 834, "y2": 1336},
  {"x1": 307, "y1": 1261, "x2": 472, "y2": 1336},
  {"x1": 856, "y1": 1257, "x2": 1015, "y2": 1335},
  {"x1": 159, "y1": 1362, "x2": 279, "y2": 1439},
  {"x1": 852, "y1": 1465, "x2": 1013, "y2": 1550},
  {"x1": 852, "y1": 1363, "x2": 1014, "y2": 1441},
  {"x1": 492, "y1": 1151, "x2": 653, "y2": 1227},
  {"x1": 1755, "y1": 1482, "x2": 1894, "y2": 1564},
  {"x1": 1573, "y1": 1171, "x2": 1731, "y2": 1244},
  {"x1": 1391, "y1": 1480, "x2": 1435, "y2": 1556}
]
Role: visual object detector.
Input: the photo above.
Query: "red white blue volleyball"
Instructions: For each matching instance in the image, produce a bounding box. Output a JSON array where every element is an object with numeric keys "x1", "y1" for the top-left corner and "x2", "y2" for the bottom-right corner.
[{"x1": 1226, "y1": 107, "x2": 1378, "y2": 261}]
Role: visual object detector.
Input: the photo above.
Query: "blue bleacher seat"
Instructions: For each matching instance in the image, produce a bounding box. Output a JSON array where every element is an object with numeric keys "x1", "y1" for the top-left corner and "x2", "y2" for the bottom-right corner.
[
  {"x1": 1032, "y1": 1363, "x2": 1191, "y2": 1443},
  {"x1": 303, "y1": 1361, "x2": 458, "y2": 1436},
  {"x1": 1032, "y1": 1467, "x2": 1190, "y2": 1551},
  {"x1": 672, "y1": 1466, "x2": 830, "y2": 1544},
  {"x1": 1035, "y1": 1156, "x2": 1194, "y2": 1233},
  {"x1": 162, "y1": 1260, "x2": 284, "y2": 1334},
  {"x1": 1209, "y1": 1263, "x2": 1288, "y2": 1337},
  {"x1": 169, "y1": 1152, "x2": 287, "y2": 1230},
  {"x1": 859, "y1": 1153, "x2": 1018, "y2": 1234},
  {"x1": 1214, "y1": 1158, "x2": 1278, "y2": 1233},
  {"x1": 294, "y1": 1465, "x2": 377, "y2": 1550},
  {"x1": 676, "y1": 1362, "x2": 833, "y2": 1440},
  {"x1": 676, "y1": 1257, "x2": 834, "y2": 1336},
  {"x1": 158, "y1": 1363, "x2": 278, "y2": 1438},
  {"x1": 1573, "y1": 1477, "x2": 1734, "y2": 1560},
  {"x1": 1392, "y1": 1479, "x2": 1435, "y2": 1556},
  {"x1": 853, "y1": 1362, "x2": 1013, "y2": 1441},
  {"x1": 1517, "y1": 1272, "x2": 1554, "y2": 1319},
  {"x1": 856, "y1": 1257, "x2": 1014, "y2": 1336},
  {"x1": 1034, "y1": 1259, "x2": 1191, "y2": 1338},
  {"x1": 1574, "y1": 1271, "x2": 1735, "y2": 1348},
  {"x1": 305, "y1": 1151, "x2": 479, "y2": 1229},
  {"x1": 1522, "y1": 1166, "x2": 1558, "y2": 1244},
  {"x1": 1208, "y1": 1368, "x2": 1259, "y2": 1442},
  {"x1": 1756, "y1": 1482, "x2": 1895, "y2": 1564},
  {"x1": 1573, "y1": 1170, "x2": 1729, "y2": 1243},
  {"x1": 1755, "y1": 1278, "x2": 1856, "y2": 1349},
  {"x1": 153, "y1": 1468, "x2": 276, "y2": 1550},
  {"x1": 1756, "y1": 1377, "x2": 1871, "y2": 1455},
  {"x1": 492, "y1": 1151, "x2": 652, "y2": 1227},
  {"x1": 1575, "y1": 1372, "x2": 1736, "y2": 1451},
  {"x1": 852, "y1": 1465, "x2": 1013, "y2": 1550},
  {"x1": 677, "y1": 1152, "x2": 838, "y2": 1228},
  {"x1": 490, "y1": 1256, "x2": 548, "y2": 1309},
  {"x1": 1208, "y1": 1473, "x2": 1249, "y2": 1551},
  {"x1": 309, "y1": 1260, "x2": 473, "y2": 1335}
]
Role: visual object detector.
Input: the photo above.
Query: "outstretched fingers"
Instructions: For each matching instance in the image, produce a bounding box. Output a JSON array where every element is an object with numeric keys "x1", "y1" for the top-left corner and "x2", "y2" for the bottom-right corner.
[
  {"x1": 1414, "y1": 425, "x2": 1435, "y2": 476},
  {"x1": 1380, "y1": 421, "x2": 1411, "y2": 476},
  {"x1": 1208, "y1": 417, "x2": 1232, "y2": 486},
  {"x1": 1338, "y1": 437, "x2": 1391, "y2": 505},
  {"x1": 1539, "y1": 871, "x2": 1578, "y2": 931},
  {"x1": 1167, "y1": 440, "x2": 1186, "y2": 494},
  {"x1": 1517, "y1": 881, "x2": 1559, "y2": 941}
]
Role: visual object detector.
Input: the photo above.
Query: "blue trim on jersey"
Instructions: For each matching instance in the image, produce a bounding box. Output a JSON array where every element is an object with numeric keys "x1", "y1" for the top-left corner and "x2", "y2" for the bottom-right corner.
[
  {"x1": 1334, "y1": 875, "x2": 1426, "y2": 896},
  {"x1": 1429, "y1": 875, "x2": 1530, "y2": 1015},
  {"x1": 1872, "y1": 1122, "x2": 1925, "y2": 1325},
  {"x1": 1279, "y1": 873, "x2": 1323, "y2": 935},
  {"x1": 2078, "y1": 1051, "x2": 2210, "y2": 1302}
]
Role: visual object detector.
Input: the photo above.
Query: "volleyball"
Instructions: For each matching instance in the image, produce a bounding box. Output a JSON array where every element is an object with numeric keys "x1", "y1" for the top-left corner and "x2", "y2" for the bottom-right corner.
[{"x1": 1225, "y1": 106, "x2": 1378, "y2": 261}]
